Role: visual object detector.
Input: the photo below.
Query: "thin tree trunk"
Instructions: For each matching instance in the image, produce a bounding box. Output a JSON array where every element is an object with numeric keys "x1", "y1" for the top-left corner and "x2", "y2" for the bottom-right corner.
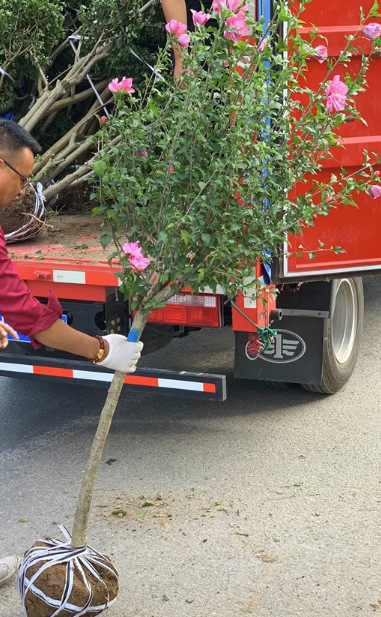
[{"x1": 71, "y1": 285, "x2": 178, "y2": 548}]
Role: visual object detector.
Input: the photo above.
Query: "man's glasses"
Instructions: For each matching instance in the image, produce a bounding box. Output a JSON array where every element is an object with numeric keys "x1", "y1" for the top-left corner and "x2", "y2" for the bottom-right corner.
[{"x1": 2, "y1": 159, "x2": 30, "y2": 189}]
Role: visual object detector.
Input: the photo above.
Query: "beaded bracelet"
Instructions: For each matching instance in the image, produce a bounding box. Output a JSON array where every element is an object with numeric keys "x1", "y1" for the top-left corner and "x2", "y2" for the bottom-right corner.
[{"x1": 89, "y1": 335, "x2": 105, "y2": 364}]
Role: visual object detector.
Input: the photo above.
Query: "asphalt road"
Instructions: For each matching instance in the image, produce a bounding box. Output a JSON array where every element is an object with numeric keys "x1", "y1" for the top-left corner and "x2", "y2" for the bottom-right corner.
[{"x1": 0, "y1": 276, "x2": 380, "y2": 617}]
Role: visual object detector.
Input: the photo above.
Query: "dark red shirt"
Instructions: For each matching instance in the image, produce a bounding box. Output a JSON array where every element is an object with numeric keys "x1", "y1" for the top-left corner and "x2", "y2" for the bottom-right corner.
[{"x1": 0, "y1": 225, "x2": 62, "y2": 348}]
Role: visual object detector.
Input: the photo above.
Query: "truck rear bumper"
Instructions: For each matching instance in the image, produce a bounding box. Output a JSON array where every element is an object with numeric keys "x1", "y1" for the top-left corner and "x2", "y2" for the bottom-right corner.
[{"x1": 0, "y1": 353, "x2": 227, "y2": 401}]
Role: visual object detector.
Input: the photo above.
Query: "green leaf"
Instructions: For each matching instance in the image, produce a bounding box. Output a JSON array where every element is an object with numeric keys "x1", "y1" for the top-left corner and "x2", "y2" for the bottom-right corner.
[
  {"x1": 181, "y1": 229, "x2": 189, "y2": 246},
  {"x1": 100, "y1": 233, "x2": 112, "y2": 249},
  {"x1": 370, "y1": 0, "x2": 379, "y2": 17},
  {"x1": 93, "y1": 160, "x2": 107, "y2": 176}
]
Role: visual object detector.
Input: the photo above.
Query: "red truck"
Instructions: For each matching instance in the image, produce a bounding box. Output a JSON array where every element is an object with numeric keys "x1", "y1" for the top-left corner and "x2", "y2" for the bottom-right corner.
[{"x1": 0, "y1": 0, "x2": 380, "y2": 400}]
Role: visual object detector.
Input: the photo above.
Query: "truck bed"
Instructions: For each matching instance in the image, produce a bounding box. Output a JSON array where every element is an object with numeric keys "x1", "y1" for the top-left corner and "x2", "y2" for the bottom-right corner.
[{"x1": 7, "y1": 215, "x2": 110, "y2": 265}]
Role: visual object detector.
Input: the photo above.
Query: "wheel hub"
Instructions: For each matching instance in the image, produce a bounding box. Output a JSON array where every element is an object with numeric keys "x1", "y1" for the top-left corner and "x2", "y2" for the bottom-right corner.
[{"x1": 332, "y1": 279, "x2": 357, "y2": 364}]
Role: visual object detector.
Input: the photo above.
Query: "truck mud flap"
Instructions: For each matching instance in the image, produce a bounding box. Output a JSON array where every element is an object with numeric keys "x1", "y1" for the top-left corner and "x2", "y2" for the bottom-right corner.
[
  {"x1": 234, "y1": 316, "x2": 325, "y2": 385},
  {"x1": 0, "y1": 355, "x2": 227, "y2": 401}
]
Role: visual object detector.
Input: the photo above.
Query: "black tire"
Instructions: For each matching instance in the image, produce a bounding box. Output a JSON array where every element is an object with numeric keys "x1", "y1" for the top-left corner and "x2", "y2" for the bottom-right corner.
[
  {"x1": 259, "y1": 380, "x2": 298, "y2": 390},
  {"x1": 302, "y1": 278, "x2": 364, "y2": 394}
]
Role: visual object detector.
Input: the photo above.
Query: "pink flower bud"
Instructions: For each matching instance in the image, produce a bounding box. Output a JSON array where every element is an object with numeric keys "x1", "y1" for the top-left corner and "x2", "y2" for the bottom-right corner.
[
  {"x1": 326, "y1": 196, "x2": 334, "y2": 203},
  {"x1": 313, "y1": 45, "x2": 328, "y2": 63},
  {"x1": 178, "y1": 33, "x2": 190, "y2": 47},
  {"x1": 100, "y1": 116, "x2": 107, "y2": 124},
  {"x1": 362, "y1": 22, "x2": 381, "y2": 41},
  {"x1": 168, "y1": 164, "x2": 175, "y2": 172},
  {"x1": 137, "y1": 150, "x2": 148, "y2": 157},
  {"x1": 369, "y1": 185, "x2": 381, "y2": 199}
]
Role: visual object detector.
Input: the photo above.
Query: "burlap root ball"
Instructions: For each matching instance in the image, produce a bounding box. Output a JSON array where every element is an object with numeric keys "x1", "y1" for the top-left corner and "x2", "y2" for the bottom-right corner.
[{"x1": 17, "y1": 534, "x2": 119, "y2": 617}]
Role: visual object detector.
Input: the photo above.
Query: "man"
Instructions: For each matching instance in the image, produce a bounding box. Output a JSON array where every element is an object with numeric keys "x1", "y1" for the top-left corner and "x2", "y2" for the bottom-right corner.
[{"x1": 0, "y1": 119, "x2": 143, "y2": 585}]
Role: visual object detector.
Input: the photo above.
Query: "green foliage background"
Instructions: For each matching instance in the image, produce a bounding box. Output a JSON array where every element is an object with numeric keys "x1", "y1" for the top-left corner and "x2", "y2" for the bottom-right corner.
[{"x1": 0, "y1": 0, "x2": 165, "y2": 147}]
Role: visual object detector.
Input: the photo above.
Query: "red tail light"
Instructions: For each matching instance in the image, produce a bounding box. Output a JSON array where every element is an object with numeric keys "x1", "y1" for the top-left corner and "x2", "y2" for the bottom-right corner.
[{"x1": 134, "y1": 294, "x2": 222, "y2": 328}]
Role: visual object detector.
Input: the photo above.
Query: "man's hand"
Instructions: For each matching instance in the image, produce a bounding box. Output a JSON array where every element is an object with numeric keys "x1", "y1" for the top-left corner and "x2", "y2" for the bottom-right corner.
[
  {"x1": 98, "y1": 335, "x2": 143, "y2": 373},
  {"x1": 0, "y1": 322, "x2": 19, "y2": 349}
]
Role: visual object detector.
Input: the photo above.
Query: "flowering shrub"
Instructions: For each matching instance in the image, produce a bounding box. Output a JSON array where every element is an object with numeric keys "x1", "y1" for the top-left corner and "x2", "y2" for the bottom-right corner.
[{"x1": 92, "y1": 0, "x2": 381, "y2": 327}]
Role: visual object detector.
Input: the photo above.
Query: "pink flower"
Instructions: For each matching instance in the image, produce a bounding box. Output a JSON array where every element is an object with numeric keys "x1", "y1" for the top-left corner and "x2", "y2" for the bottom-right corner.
[
  {"x1": 137, "y1": 150, "x2": 148, "y2": 157},
  {"x1": 123, "y1": 241, "x2": 142, "y2": 256},
  {"x1": 374, "y1": 170, "x2": 380, "y2": 176},
  {"x1": 212, "y1": 0, "x2": 225, "y2": 14},
  {"x1": 226, "y1": 11, "x2": 247, "y2": 26},
  {"x1": 228, "y1": 0, "x2": 244, "y2": 10},
  {"x1": 168, "y1": 164, "x2": 175, "y2": 172},
  {"x1": 178, "y1": 33, "x2": 190, "y2": 47},
  {"x1": 363, "y1": 22, "x2": 381, "y2": 41},
  {"x1": 108, "y1": 77, "x2": 135, "y2": 94},
  {"x1": 193, "y1": 11, "x2": 211, "y2": 26},
  {"x1": 129, "y1": 254, "x2": 151, "y2": 270},
  {"x1": 100, "y1": 116, "x2": 107, "y2": 124},
  {"x1": 325, "y1": 75, "x2": 348, "y2": 113},
  {"x1": 226, "y1": 12, "x2": 249, "y2": 34},
  {"x1": 120, "y1": 77, "x2": 135, "y2": 93},
  {"x1": 326, "y1": 196, "x2": 333, "y2": 203},
  {"x1": 314, "y1": 45, "x2": 328, "y2": 63},
  {"x1": 213, "y1": 0, "x2": 247, "y2": 14},
  {"x1": 224, "y1": 8, "x2": 249, "y2": 42},
  {"x1": 122, "y1": 240, "x2": 150, "y2": 270},
  {"x1": 224, "y1": 29, "x2": 241, "y2": 43},
  {"x1": 369, "y1": 185, "x2": 381, "y2": 199},
  {"x1": 165, "y1": 20, "x2": 188, "y2": 37}
]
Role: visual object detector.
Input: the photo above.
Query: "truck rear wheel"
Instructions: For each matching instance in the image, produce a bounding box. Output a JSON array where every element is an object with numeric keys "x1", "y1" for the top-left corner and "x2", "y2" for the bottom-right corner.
[{"x1": 302, "y1": 278, "x2": 364, "y2": 394}]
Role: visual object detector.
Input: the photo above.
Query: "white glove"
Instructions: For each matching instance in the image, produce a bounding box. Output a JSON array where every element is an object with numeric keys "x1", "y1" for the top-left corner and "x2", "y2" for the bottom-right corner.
[{"x1": 98, "y1": 335, "x2": 143, "y2": 373}]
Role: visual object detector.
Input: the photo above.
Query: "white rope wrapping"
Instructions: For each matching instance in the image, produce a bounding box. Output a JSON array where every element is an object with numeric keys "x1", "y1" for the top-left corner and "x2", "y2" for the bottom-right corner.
[
  {"x1": 16, "y1": 526, "x2": 119, "y2": 617},
  {"x1": 5, "y1": 182, "x2": 46, "y2": 244},
  {"x1": 0, "y1": 66, "x2": 15, "y2": 81},
  {"x1": 68, "y1": 36, "x2": 110, "y2": 117},
  {"x1": 129, "y1": 48, "x2": 165, "y2": 81}
]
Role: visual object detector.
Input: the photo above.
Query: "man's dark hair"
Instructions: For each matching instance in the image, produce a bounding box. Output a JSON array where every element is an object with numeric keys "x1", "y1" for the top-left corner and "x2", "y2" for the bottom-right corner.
[{"x1": 0, "y1": 119, "x2": 41, "y2": 157}]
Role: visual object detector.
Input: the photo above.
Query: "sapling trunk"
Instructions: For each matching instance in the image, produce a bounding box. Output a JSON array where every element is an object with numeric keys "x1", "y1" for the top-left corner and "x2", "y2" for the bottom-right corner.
[
  {"x1": 70, "y1": 285, "x2": 178, "y2": 548},
  {"x1": 70, "y1": 309, "x2": 147, "y2": 548}
]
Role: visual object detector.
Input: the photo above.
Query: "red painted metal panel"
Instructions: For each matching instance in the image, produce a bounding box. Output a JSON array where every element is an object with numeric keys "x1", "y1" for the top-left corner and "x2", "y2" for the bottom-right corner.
[
  {"x1": 26, "y1": 281, "x2": 107, "y2": 302},
  {"x1": 280, "y1": 0, "x2": 381, "y2": 280},
  {"x1": 13, "y1": 261, "x2": 121, "y2": 301}
]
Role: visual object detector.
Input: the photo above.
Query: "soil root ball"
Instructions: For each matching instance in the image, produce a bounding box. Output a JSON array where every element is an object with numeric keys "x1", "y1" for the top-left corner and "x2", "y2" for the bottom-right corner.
[{"x1": 16, "y1": 527, "x2": 119, "y2": 617}]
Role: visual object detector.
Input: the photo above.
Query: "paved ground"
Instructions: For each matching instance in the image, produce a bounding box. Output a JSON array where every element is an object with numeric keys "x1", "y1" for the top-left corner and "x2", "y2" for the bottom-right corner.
[{"x1": 0, "y1": 276, "x2": 380, "y2": 617}]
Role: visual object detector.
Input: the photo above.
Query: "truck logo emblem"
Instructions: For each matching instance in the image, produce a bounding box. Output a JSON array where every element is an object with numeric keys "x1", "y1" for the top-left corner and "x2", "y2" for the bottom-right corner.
[{"x1": 245, "y1": 329, "x2": 306, "y2": 363}]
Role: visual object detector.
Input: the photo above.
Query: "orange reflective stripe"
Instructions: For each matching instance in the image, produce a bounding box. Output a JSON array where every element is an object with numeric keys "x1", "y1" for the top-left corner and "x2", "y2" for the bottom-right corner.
[{"x1": 33, "y1": 366, "x2": 74, "y2": 378}]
